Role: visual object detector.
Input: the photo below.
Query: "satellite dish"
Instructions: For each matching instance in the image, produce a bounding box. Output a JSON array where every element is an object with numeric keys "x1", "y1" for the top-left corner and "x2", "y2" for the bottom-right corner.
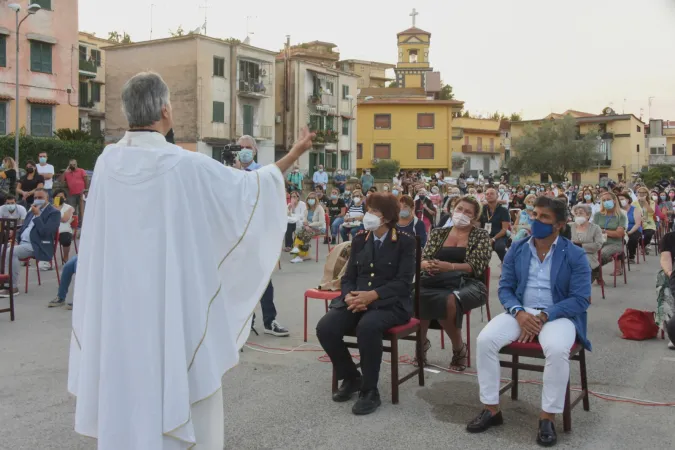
[{"x1": 191, "y1": 27, "x2": 202, "y2": 34}]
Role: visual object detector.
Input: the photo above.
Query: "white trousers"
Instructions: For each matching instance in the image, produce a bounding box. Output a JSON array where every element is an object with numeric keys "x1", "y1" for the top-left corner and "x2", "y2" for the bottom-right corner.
[
  {"x1": 162, "y1": 387, "x2": 225, "y2": 450},
  {"x1": 476, "y1": 308, "x2": 576, "y2": 413}
]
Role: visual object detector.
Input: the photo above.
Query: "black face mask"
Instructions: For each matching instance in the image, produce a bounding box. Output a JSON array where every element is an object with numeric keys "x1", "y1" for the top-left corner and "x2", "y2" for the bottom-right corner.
[
  {"x1": 26, "y1": 167, "x2": 34, "y2": 173},
  {"x1": 165, "y1": 128, "x2": 175, "y2": 144},
  {"x1": 69, "y1": 164, "x2": 76, "y2": 170}
]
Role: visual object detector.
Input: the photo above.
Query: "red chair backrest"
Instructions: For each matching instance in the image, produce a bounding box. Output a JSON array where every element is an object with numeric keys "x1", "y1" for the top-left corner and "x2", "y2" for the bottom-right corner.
[{"x1": 71, "y1": 215, "x2": 79, "y2": 229}]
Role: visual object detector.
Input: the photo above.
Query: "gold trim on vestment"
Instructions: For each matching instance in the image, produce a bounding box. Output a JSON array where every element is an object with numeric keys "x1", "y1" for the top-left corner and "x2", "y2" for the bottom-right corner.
[{"x1": 72, "y1": 328, "x2": 81, "y2": 350}]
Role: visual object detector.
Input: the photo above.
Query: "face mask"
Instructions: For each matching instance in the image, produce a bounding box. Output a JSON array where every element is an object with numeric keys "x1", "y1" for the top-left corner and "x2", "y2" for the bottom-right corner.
[
  {"x1": 392, "y1": 189, "x2": 399, "y2": 196},
  {"x1": 353, "y1": 197, "x2": 362, "y2": 205},
  {"x1": 319, "y1": 168, "x2": 324, "y2": 172},
  {"x1": 400, "y1": 209, "x2": 411, "y2": 219},
  {"x1": 69, "y1": 164, "x2": 76, "y2": 170},
  {"x1": 7, "y1": 205, "x2": 16, "y2": 213},
  {"x1": 33, "y1": 199, "x2": 46, "y2": 207},
  {"x1": 620, "y1": 199, "x2": 628, "y2": 207},
  {"x1": 526, "y1": 205, "x2": 534, "y2": 210},
  {"x1": 499, "y1": 189, "x2": 505, "y2": 194},
  {"x1": 26, "y1": 167, "x2": 34, "y2": 173},
  {"x1": 584, "y1": 194, "x2": 592, "y2": 201},
  {"x1": 530, "y1": 191, "x2": 535, "y2": 195},
  {"x1": 39, "y1": 157, "x2": 47, "y2": 164},
  {"x1": 418, "y1": 194, "x2": 426, "y2": 199},
  {"x1": 337, "y1": 171, "x2": 342, "y2": 175},
  {"x1": 660, "y1": 195, "x2": 667, "y2": 201},
  {"x1": 362, "y1": 212, "x2": 381, "y2": 231},
  {"x1": 431, "y1": 188, "x2": 438, "y2": 194},
  {"x1": 345, "y1": 190, "x2": 351, "y2": 195},
  {"x1": 603, "y1": 200, "x2": 614, "y2": 209},
  {"x1": 452, "y1": 212, "x2": 471, "y2": 227},
  {"x1": 574, "y1": 216, "x2": 587, "y2": 225},
  {"x1": 531, "y1": 219, "x2": 554, "y2": 239},
  {"x1": 239, "y1": 149, "x2": 254, "y2": 164},
  {"x1": 307, "y1": 199, "x2": 316, "y2": 206},
  {"x1": 383, "y1": 186, "x2": 389, "y2": 191},
  {"x1": 652, "y1": 195, "x2": 658, "y2": 201}
]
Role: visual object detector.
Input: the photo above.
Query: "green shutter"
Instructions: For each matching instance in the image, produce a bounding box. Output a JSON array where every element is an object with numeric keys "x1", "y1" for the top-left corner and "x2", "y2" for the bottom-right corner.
[
  {"x1": 0, "y1": 36, "x2": 6, "y2": 67},
  {"x1": 212, "y1": 101, "x2": 225, "y2": 122},
  {"x1": 0, "y1": 103, "x2": 6, "y2": 135},
  {"x1": 326, "y1": 116, "x2": 334, "y2": 131},
  {"x1": 31, "y1": 105, "x2": 52, "y2": 137},
  {"x1": 43, "y1": 43, "x2": 52, "y2": 73},
  {"x1": 35, "y1": 0, "x2": 51, "y2": 10},
  {"x1": 342, "y1": 119, "x2": 349, "y2": 136},
  {"x1": 92, "y1": 83, "x2": 101, "y2": 102},
  {"x1": 342, "y1": 85, "x2": 349, "y2": 99},
  {"x1": 30, "y1": 42, "x2": 52, "y2": 73},
  {"x1": 90, "y1": 119, "x2": 101, "y2": 137},
  {"x1": 79, "y1": 82, "x2": 88, "y2": 107},
  {"x1": 341, "y1": 153, "x2": 349, "y2": 171},
  {"x1": 243, "y1": 104, "x2": 254, "y2": 136}
]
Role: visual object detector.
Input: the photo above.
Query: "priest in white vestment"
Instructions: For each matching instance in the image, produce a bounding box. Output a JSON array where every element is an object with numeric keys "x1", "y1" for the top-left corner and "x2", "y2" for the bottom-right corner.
[{"x1": 68, "y1": 72, "x2": 315, "y2": 449}]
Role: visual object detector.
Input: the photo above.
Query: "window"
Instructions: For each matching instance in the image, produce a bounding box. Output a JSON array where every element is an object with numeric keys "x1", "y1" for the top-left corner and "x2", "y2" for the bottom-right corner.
[
  {"x1": 477, "y1": 137, "x2": 483, "y2": 151},
  {"x1": 490, "y1": 138, "x2": 495, "y2": 151},
  {"x1": 464, "y1": 136, "x2": 469, "y2": 145},
  {"x1": 0, "y1": 35, "x2": 6, "y2": 67},
  {"x1": 34, "y1": 0, "x2": 51, "y2": 10},
  {"x1": 636, "y1": 144, "x2": 640, "y2": 153},
  {"x1": 417, "y1": 113, "x2": 434, "y2": 129},
  {"x1": 409, "y1": 49, "x2": 418, "y2": 63},
  {"x1": 326, "y1": 152, "x2": 337, "y2": 169},
  {"x1": 342, "y1": 118, "x2": 349, "y2": 136},
  {"x1": 212, "y1": 146, "x2": 224, "y2": 162},
  {"x1": 374, "y1": 144, "x2": 391, "y2": 159},
  {"x1": 650, "y1": 147, "x2": 666, "y2": 155},
  {"x1": 0, "y1": 102, "x2": 6, "y2": 135},
  {"x1": 78, "y1": 118, "x2": 83, "y2": 131},
  {"x1": 90, "y1": 49, "x2": 102, "y2": 66},
  {"x1": 342, "y1": 85, "x2": 350, "y2": 99},
  {"x1": 417, "y1": 144, "x2": 434, "y2": 159},
  {"x1": 637, "y1": 125, "x2": 641, "y2": 132},
  {"x1": 212, "y1": 101, "x2": 225, "y2": 123},
  {"x1": 90, "y1": 119, "x2": 101, "y2": 138},
  {"x1": 78, "y1": 45, "x2": 87, "y2": 61},
  {"x1": 341, "y1": 153, "x2": 350, "y2": 171},
  {"x1": 30, "y1": 41, "x2": 52, "y2": 73},
  {"x1": 357, "y1": 143, "x2": 363, "y2": 159},
  {"x1": 91, "y1": 83, "x2": 101, "y2": 102},
  {"x1": 374, "y1": 114, "x2": 391, "y2": 129},
  {"x1": 213, "y1": 57, "x2": 225, "y2": 77},
  {"x1": 309, "y1": 115, "x2": 325, "y2": 132},
  {"x1": 31, "y1": 105, "x2": 52, "y2": 137},
  {"x1": 79, "y1": 81, "x2": 88, "y2": 107},
  {"x1": 326, "y1": 116, "x2": 335, "y2": 132}
]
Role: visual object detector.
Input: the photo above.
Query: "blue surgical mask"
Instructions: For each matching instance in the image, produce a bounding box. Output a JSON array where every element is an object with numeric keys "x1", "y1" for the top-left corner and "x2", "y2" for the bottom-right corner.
[
  {"x1": 603, "y1": 200, "x2": 614, "y2": 209},
  {"x1": 39, "y1": 157, "x2": 47, "y2": 164},
  {"x1": 400, "y1": 209, "x2": 411, "y2": 219},
  {"x1": 526, "y1": 205, "x2": 534, "y2": 210},
  {"x1": 345, "y1": 190, "x2": 351, "y2": 195},
  {"x1": 239, "y1": 149, "x2": 254, "y2": 164},
  {"x1": 307, "y1": 199, "x2": 316, "y2": 206},
  {"x1": 33, "y1": 199, "x2": 46, "y2": 208},
  {"x1": 7, "y1": 205, "x2": 16, "y2": 213},
  {"x1": 530, "y1": 191, "x2": 535, "y2": 195},
  {"x1": 584, "y1": 194, "x2": 592, "y2": 201},
  {"x1": 660, "y1": 195, "x2": 667, "y2": 201},
  {"x1": 392, "y1": 189, "x2": 399, "y2": 196},
  {"x1": 531, "y1": 219, "x2": 554, "y2": 239},
  {"x1": 330, "y1": 195, "x2": 338, "y2": 200}
]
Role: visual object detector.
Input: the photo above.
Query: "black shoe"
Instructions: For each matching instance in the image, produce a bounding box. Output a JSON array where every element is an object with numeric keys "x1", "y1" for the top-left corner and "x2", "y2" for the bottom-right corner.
[
  {"x1": 536, "y1": 419, "x2": 557, "y2": 447},
  {"x1": 466, "y1": 409, "x2": 504, "y2": 433},
  {"x1": 323, "y1": 237, "x2": 330, "y2": 244},
  {"x1": 331, "y1": 236, "x2": 336, "y2": 245},
  {"x1": 264, "y1": 320, "x2": 290, "y2": 337},
  {"x1": 352, "y1": 389, "x2": 381, "y2": 415},
  {"x1": 332, "y1": 376, "x2": 361, "y2": 402}
]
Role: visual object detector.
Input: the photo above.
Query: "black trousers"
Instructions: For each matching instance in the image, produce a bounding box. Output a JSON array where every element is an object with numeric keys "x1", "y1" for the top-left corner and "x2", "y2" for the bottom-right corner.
[
  {"x1": 643, "y1": 229, "x2": 655, "y2": 248},
  {"x1": 492, "y1": 237, "x2": 508, "y2": 262},
  {"x1": 284, "y1": 223, "x2": 295, "y2": 248},
  {"x1": 627, "y1": 231, "x2": 641, "y2": 258},
  {"x1": 316, "y1": 307, "x2": 409, "y2": 391}
]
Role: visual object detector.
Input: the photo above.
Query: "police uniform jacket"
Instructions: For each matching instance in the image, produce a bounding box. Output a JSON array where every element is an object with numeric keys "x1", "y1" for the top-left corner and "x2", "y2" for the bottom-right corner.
[{"x1": 330, "y1": 228, "x2": 416, "y2": 314}]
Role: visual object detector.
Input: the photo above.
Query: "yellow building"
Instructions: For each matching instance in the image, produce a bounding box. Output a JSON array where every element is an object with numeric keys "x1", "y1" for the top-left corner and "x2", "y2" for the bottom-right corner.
[
  {"x1": 78, "y1": 32, "x2": 107, "y2": 137},
  {"x1": 336, "y1": 60, "x2": 395, "y2": 88},
  {"x1": 355, "y1": 16, "x2": 463, "y2": 171},
  {"x1": 510, "y1": 108, "x2": 646, "y2": 185},
  {"x1": 451, "y1": 117, "x2": 504, "y2": 176}
]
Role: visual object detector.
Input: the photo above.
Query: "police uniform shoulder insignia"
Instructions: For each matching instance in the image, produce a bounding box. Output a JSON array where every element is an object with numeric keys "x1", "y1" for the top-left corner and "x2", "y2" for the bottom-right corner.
[{"x1": 391, "y1": 227, "x2": 398, "y2": 242}]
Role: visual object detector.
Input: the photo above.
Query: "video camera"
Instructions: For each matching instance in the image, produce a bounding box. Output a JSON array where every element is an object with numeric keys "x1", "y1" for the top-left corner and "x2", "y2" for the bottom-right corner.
[{"x1": 220, "y1": 144, "x2": 242, "y2": 166}]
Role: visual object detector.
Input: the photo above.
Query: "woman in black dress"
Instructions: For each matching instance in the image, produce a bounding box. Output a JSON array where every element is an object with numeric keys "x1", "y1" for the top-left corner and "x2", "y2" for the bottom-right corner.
[
  {"x1": 417, "y1": 196, "x2": 492, "y2": 371},
  {"x1": 16, "y1": 160, "x2": 45, "y2": 207}
]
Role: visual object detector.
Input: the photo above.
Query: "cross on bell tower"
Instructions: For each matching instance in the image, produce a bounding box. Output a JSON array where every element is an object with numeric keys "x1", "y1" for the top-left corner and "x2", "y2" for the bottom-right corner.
[{"x1": 409, "y1": 8, "x2": 419, "y2": 27}]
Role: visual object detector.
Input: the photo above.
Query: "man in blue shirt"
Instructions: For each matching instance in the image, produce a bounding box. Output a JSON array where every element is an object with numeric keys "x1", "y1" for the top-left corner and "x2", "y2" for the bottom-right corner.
[
  {"x1": 360, "y1": 169, "x2": 374, "y2": 192},
  {"x1": 286, "y1": 168, "x2": 304, "y2": 194},
  {"x1": 333, "y1": 169, "x2": 347, "y2": 194},
  {"x1": 467, "y1": 196, "x2": 591, "y2": 447},
  {"x1": 312, "y1": 165, "x2": 328, "y2": 191},
  {"x1": 236, "y1": 135, "x2": 289, "y2": 337}
]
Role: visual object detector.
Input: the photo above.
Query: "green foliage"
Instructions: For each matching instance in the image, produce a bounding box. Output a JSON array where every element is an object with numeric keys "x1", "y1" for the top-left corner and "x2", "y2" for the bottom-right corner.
[
  {"x1": 642, "y1": 165, "x2": 675, "y2": 188},
  {"x1": 222, "y1": 38, "x2": 241, "y2": 45},
  {"x1": 108, "y1": 31, "x2": 132, "y2": 44},
  {"x1": 387, "y1": 81, "x2": 399, "y2": 88},
  {"x1": 462, "y1": 110, "x2": 471, "y2": 118},
  {"x1": 54, "y1": 128, "x2": 94, "y2": 142},
  {"x1": 169, "y1": 25, "x2": 185, "y2": 37},
  {"x1": 0, "y1": 136, "x2": 103, "y2": 170},
  {"x1": 507, "y1": 116, "x2": 600, "y2": 182},
  {"x1": 510, "y1": 112, "x2": 522, "y2": 122},
  {"x1": 439, "y1": 84, "x2": 454, "y2": 100},
  {"x1": 372, "y1": 159, "x2": 400, "y2": 180}
]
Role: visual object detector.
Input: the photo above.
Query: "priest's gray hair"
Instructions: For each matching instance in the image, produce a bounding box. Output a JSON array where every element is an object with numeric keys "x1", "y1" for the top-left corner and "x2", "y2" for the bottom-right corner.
[
  {"x1": 121, "y1": 72, "x2": 171, "y2": 128},
  {"x1": 237, "y1": 135, "x2": 258, "y2": 152}
]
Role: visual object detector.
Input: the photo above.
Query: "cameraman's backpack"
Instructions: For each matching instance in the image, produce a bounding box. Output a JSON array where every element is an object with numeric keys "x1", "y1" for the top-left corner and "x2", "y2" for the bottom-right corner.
[{"x1": 318, "y1": 241, "x2": 352, "y2": 291}]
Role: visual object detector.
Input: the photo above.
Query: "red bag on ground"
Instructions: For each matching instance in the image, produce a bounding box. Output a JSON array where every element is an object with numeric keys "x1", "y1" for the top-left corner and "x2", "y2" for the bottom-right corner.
[{"x1": 618, "y1": 309, "x2": 659, "y2": 340}]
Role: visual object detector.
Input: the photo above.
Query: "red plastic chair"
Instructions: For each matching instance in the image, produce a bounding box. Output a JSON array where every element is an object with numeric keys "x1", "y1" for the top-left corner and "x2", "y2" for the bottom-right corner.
[
  {"x1": 0, "y1": 219, "x2": 19, "y2": 321},
  {"x1": 610, "y1": 240, "x2": 628, "y2": 287},
  {"x1": 23, "y1": 231, "x2": 61, "y2": 293},
  {"x1": 303, "y1": 288, "x2": 341, "y2": 342},
  {"x1": 312, "y1": 213, "x2": 333, "y2": 262}
]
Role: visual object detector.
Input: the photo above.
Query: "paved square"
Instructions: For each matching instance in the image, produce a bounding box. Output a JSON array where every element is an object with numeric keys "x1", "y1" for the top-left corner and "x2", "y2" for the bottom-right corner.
[{"x1": 1, "y1": 246, "x2": 673, "y2": 450}]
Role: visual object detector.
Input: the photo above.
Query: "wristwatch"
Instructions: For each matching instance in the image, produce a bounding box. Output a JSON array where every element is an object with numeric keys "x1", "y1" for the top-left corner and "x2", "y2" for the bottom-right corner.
[{"x1": 510, "y1": 307, "x2": 524, "y2": 318}]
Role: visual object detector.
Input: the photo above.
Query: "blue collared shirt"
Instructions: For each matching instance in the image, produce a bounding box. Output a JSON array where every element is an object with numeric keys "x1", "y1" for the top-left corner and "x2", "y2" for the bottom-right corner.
[
  {"x1": 521, "y1": 236, "x2": 558, "y2": 310},
  {"x1": 313, "y1": 171, "x2": 328, "y2": 185},
  {"x1": 373, "y1": 230, "x2": 388, "y2": 246},
  {"x1": 243, "y1": 161, "x2": 262, "y2": 171}
]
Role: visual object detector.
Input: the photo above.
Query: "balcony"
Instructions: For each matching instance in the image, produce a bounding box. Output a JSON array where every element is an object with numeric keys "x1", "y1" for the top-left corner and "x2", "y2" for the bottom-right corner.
[
  {"x1": 79, "y1": 59, "x2": 97, "y2": 77},
  {"x1": 235, "y1": 124, "x2": 273, "y2": 140},
  {"x1": 310, "y1": 129, "x2": 339, "y2": 146},
  {"x1": 462, "y1": 144, "x2": 473, "y2": 153},
  {"x1": 649, "y1": 155, "x2": 675, "y2": 166},
  {"x1": 308, "y1": 93, "x2": 337, "y2": 110},
  {"x1": 237, "y1": 79, "x2": 271, "y2": 99},
  {"x1": 601, "y1": 132, "x2": 614, "y2": 140},
  {"x1": 596, "y1": 159, "x2": 612, "y2": 167}
]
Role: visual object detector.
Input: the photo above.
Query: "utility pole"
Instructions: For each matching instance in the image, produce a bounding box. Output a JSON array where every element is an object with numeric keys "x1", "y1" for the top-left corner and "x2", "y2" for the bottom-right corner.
[
  {"x1": 150, "y1": 4, "x2": 155, "y2": 40},
  {"x1": 648, "y1": 96, "x2": 655, "y2": 122},
  {"x1": 199, "y1": 0, "x2": 209, "y2": 35}
]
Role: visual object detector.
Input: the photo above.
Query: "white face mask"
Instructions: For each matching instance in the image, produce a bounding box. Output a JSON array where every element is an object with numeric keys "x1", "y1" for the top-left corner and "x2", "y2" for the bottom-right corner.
[
  {"x1": 574, "y1": 216, "x2": 587, "y2": 225},
  {"x1": 452, "y1": 212, "x2": 472, "y2": 227},
  {"x1": 620, "y1": 199, "x2": 628, "y2": 207},
  {"x1": 362, "y1": 212, "x2": 381, "y2": 231},
  {"x1": 353, "y1": 197, "x2": 362, "y2": 205}
]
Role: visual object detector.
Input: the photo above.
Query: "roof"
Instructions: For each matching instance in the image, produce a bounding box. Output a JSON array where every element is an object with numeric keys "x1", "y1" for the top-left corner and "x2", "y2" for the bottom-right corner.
[
  {"x1": 562, "y1": 109, "x2": 595, "y2": 117},
  {"x1": 461, "y1": 128, "x2": 501, "y2": 136},
  {"x1": 359, "y1": 87, "x2": 426, "y2": 98},
  {"x1": 27, "y1": 97, "x2": 59, "y2": 105},
  {"x1": 78, "y1": 31, "x2": 112, "y2": 44},
  {"x1": 513, "y1": 113, "x2": 645, "y2": 126},
  {"x1": 359, "y1": 99, "x2": 464, "y2": 106},
  {"x1": 0, "y1": 93, "x2": 14, "y2": 101},
  {"x1": 300, "y1": 59, "x2": 360, "y2": 78},
  {"x1": 103, "y1": 34, "x2": 278, "y2": 55},
  {"x1": 397, "y1": 27, "x2": 431, "y2": 36},
  {"x1": 338, "y1": 59, "x2": 396, "y2": 69},
  {"x1": 302, "y1": 40, "x2": 338, "y2": 48}
]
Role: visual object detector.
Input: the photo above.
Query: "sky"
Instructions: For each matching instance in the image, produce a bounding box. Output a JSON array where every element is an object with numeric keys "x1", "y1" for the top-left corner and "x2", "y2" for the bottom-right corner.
[{"x1": 79, "y1": 0, "x2": 675, "y2": 121}]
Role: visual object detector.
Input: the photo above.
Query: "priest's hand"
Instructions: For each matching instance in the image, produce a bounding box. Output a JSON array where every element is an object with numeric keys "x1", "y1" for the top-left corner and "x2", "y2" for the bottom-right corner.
[{"x1": 275, "y1": 127, "x2": 316, "y2": 173}]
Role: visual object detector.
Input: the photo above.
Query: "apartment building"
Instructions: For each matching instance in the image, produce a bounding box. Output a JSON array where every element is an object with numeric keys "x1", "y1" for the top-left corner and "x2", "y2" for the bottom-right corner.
[
  {"x1": 104, "y1": 35, "x2": 276, "y2": 164},
  {"x1": 451, "y1": 117, "x2": 504, "y2": 176},
  {"x1": 78, "y1": 32, "x2": 107, "y2": 138},
  {"x1": 336, "y1": 59, "x2": 395, "y2": 88},
  {"x1": 0, "y1": 0, "x2": 79, "y2": 138}
]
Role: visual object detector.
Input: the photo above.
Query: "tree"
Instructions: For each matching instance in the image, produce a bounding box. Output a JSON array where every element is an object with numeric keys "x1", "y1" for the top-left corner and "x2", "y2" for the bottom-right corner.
[
  {"x1": 54, "y1": 128, "x2": 93, "y2": 142},
  {"x1": 387, "y1": 81, "x2": 399, "y2": 88},
  {"x1": 507, "y1": 116, "x2": 600, "y2": 182},
  {"x1": 642, "y1": 165, "x2": 675, "y2": 188},
  {"x1": 510, "y1": 112, "x2": 523, "y2": 122},
  {"x1": 169, "y1": 25, "x2": 185, "y2": 37},
  {"x1": 222, "y1": 38, "x2": 241, "y2": 45},
  {"x1": 490, "y1": 111, "x2": 506, "y2": 121},
  {"x1": 372, "y1": 159, "x2": 400, "y2": 180},
  {"x1": 462, "y1": 110, "x2": 471, "y2": 118},
  {"x1": 439, "y1": 84, "x2": 454, "y2": 100},
  {"x1": 108, "y1": 31, "x2": 132, "y2": 44}
]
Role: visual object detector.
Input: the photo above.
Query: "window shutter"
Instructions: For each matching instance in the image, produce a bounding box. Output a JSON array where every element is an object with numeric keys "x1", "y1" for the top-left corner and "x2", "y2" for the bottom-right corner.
[
  {"x1": 44, "y1": 44, "x2": 52, "y2": 73},
  {"x1": 357, "y1": 144, "x2": 363, "y2": 159},
  {"x1": 374, "y1": 144, "x2": 391, "y2": 159},
  {"x1": 0, "y1": 36, "x2": 6, "y2": 67},
  {"x1": 416, "y1": 144, "x2": 434, "y2": 159},
  {"x1": 0, "y1": 103, "x2": 6, "y2": 135},
  {"x1": 374, "y1": 114, "x2": 391, "y2": 129},
  {"x1": 30, "y1": 42, "x2": 40, "y2": 71},
  {"x1": 417, "y1": 113, "x2": 434, "y2": 128}
]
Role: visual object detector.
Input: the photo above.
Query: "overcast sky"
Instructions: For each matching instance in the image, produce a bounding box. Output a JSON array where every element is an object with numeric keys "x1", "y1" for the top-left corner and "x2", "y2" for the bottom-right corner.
[{"x1": 79, "y1": 0, "x2": 675, "y2": 121}]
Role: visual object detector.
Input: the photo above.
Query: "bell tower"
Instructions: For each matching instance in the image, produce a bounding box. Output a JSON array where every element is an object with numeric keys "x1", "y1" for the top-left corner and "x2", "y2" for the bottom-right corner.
[{"x1": 394, "y1": 9, "x2": 432, "y2": 89}]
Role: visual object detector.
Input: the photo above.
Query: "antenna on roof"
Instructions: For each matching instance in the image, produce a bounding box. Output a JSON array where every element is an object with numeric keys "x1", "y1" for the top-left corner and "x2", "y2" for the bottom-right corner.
[{"x1": 199, "y1": 0, "x2": 209, "y2": 35}]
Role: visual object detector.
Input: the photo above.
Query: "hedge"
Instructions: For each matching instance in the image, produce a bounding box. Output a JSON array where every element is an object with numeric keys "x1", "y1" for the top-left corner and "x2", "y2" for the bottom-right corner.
[{"x1": 0, "y1": 136, "x2": 104, "y2": 171}]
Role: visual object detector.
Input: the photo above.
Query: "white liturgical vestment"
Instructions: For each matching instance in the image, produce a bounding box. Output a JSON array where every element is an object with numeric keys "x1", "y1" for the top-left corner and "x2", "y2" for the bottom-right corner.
[{"x1": 68, "y1": 131, "x2": 286, "y2": 449}]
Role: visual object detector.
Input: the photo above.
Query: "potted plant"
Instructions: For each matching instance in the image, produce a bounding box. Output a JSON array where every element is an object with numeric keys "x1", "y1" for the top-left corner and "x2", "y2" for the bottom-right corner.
[{"x1": 314, "y1": 130, "x2": 326, "y2": 143}]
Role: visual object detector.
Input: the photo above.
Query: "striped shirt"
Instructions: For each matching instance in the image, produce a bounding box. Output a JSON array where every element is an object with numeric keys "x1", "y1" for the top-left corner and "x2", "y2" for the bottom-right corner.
[{"x1": 346, "y1": 204, "x2": 365, "y2": 219}]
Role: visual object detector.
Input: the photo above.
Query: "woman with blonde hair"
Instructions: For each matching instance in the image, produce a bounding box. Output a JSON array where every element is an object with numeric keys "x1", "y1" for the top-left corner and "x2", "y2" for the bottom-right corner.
[
  {"x1": 0, "y1": 156, "x2": 18, "y2": 198},
  {"x1": 635, "y1": 186, "x2": 657, "y2": 254},
  {"x1": 593, "y1": 191, "x2": 627, "y2": 276},
  {"x1": 290, "y1": 191, "x2": 326, "y2": 263},
  {"x1": 513, "y1": 194, "x2": 536, "y2": 240}
]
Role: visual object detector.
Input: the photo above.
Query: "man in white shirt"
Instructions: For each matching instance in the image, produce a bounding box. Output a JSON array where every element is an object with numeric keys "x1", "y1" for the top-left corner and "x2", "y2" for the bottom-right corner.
[
  {"x1": 36, "y1": 151, "x2": 55, "y2": 200},
  {"x1": 0, "y1": 197, "x2": 27, "y2": 223}
]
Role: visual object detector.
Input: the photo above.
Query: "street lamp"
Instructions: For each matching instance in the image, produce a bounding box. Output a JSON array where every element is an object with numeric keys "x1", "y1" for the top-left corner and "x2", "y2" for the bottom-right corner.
[
  {"x1": 345, "y1": 94, "x2": 373, "y2": 157},
  {"x1": 7, "y1": 3, "x2": 41, "y2": 168}
]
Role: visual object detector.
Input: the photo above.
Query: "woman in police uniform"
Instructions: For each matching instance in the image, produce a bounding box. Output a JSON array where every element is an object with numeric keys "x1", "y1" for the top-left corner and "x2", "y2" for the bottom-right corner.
[{"x1": 316, "y1": 192, "x2": 416, "y2": 416}]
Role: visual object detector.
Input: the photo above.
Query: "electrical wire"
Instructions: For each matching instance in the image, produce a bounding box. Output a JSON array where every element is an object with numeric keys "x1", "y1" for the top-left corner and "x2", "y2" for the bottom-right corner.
[{"x1": 243, "y1": 341, "x2": 675, "y2": 407}]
